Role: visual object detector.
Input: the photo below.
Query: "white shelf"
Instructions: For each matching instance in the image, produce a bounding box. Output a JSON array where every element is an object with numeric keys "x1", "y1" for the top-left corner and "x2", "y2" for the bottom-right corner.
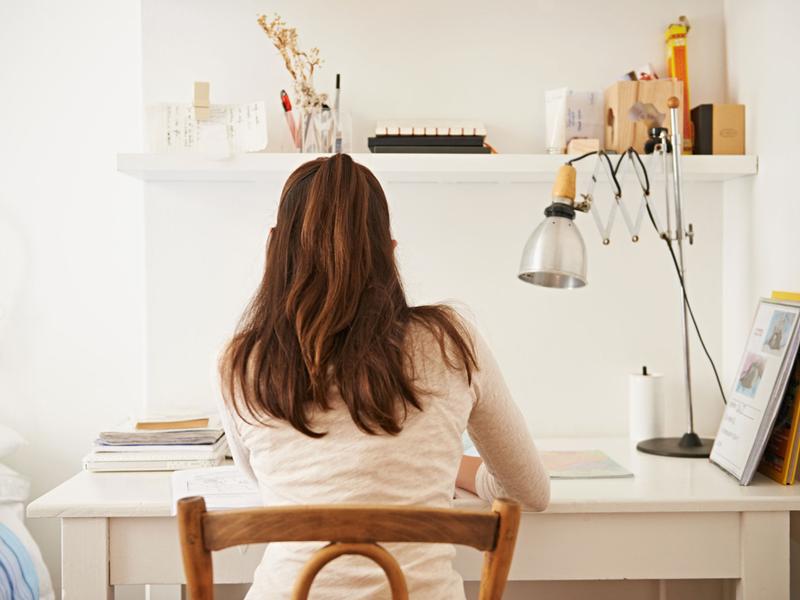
[{"x1": 117, "y1": 152, "x2": 758, "y2": 184}]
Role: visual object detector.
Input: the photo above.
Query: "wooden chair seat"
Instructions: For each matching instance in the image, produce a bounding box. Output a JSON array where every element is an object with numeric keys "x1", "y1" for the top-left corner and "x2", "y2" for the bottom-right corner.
[{"x1": 177, "y1": 496, "x2": 521, "y2": 600}]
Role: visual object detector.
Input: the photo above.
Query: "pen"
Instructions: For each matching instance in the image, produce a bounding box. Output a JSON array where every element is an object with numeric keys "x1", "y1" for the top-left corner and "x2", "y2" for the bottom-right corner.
[
  {"x1": 280, "y1": 90, "x2": 299, "y2": 149},
  {"x1": 334, "y1": 74, "x2": 342, "y2": 153}
]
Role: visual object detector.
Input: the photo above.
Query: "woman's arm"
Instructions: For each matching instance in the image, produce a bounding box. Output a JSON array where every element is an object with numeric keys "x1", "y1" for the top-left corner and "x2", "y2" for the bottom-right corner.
[
  {"x1": 456, "y1": 455, "x2": 482, "y2": 495},
  {"x1": 464, "y1": 324, "x2": 550, "y2": 511},
  {"x1": 212, "y1": 363, "x2": 256, "y2": 482}
]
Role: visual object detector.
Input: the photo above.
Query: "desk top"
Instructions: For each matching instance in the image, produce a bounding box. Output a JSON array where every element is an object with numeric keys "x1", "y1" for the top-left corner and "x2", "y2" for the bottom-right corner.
[{"x1": 27, "y1": 438, "x2": 800, "y2": 519}]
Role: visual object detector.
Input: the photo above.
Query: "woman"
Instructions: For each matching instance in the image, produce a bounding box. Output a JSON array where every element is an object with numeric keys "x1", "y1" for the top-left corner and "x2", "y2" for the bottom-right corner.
[{"x1": 218, "y1": 154, "x2": 549, "y2": 599}]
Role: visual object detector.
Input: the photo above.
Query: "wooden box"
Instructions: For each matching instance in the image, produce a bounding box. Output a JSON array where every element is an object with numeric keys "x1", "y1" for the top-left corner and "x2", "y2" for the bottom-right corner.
[{"x1": 604, "y1": 80, "x2": 684, "y2": 153}]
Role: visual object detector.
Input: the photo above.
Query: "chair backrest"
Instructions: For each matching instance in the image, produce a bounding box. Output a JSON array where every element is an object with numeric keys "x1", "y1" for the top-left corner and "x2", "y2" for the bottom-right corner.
[{"x1": 177, "y1": 496, "x2": 521, "y2": 600}]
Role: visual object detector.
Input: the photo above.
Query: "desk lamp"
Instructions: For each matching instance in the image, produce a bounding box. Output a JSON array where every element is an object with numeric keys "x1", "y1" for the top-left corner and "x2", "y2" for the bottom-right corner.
[{"x1": 518, "y1": 97, "x2": 714, "y2": 458}]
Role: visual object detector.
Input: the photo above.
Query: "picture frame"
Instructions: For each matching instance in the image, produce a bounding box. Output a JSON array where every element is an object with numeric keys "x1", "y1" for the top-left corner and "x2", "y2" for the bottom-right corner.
[{"x1": 710, "y1": 298, "x2": 800, "y2": 484}]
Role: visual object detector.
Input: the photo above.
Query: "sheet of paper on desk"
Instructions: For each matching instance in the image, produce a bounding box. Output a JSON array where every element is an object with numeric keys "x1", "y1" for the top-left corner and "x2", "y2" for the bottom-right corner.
[
  {"x1": 542, "y1": 450, "x2": 633, "y2": 479},
  {"x1": 171, "y1": 466, "x2": 260, "y2": 514},
  {"x1": 462, "y1": 434, "x2": 632, "y2": 479}
]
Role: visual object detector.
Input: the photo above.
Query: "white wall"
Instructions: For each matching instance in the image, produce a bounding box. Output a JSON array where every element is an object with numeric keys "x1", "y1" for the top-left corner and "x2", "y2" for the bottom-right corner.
[
  {"x1": 0, "y1": 1, "x2": 144, "y2": 592},
  {"x1": 721, "y1": 0, "x2": 800, "y2": 379},
  {"x1": 142, "y1": 0, "x2": 729, "y2": 442},
  {"x1": 0, "y1": 1, "x2": 751, "y2": 598},
  {"x1": 723, "y1": 1, "x2": 800, "y2": 596},
  {"x1": 142, "y1": 0, "x2": 728, "y2": 154}
]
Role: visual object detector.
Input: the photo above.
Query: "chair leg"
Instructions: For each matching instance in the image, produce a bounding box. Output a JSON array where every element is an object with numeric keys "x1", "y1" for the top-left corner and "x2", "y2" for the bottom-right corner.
[
  {"x1": 477, "y1": 499, "x2": 521, "y2": 600},
  {"x1": 178, "y1": 496, "x2": 215, "y2": 600}
]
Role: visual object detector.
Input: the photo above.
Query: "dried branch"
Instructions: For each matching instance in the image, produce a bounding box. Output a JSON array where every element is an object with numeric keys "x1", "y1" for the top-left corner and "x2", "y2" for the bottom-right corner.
[{"x1": 257, "y1": 14, "x2": 327, "y2": 110}]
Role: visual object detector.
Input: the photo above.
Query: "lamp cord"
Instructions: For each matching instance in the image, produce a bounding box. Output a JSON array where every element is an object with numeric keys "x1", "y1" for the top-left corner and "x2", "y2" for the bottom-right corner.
[
  {"x1": 626, "y1": 148, "x2": 727, "y2": 405},
  {"x1": 566, "y1": 148, "x2": 728, "y2": 406}
]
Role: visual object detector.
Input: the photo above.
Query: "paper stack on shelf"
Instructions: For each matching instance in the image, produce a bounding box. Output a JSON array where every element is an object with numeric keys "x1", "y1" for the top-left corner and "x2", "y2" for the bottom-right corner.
[{"x1": 83, "y1": 415, "x2": 227, "y2": 472}]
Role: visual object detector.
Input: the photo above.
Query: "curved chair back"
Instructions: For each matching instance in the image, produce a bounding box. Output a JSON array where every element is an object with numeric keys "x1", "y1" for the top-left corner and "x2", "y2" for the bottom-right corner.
[{"x1": 177, "y1": 496, "x2": 520, "y2": 600}]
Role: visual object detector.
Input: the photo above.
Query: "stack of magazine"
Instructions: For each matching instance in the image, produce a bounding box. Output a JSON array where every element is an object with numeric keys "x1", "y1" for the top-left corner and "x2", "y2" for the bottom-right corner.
[
  {"x1": 83, "y1": 415, "x2": 227, "y2": 472},
  {"x1": 711, "y1": 293, "x2": 800, "y2": 485}
]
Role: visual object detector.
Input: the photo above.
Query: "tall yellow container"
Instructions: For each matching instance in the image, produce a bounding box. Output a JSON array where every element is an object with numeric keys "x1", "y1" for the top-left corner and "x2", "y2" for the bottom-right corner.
[{"x1": 665, "y1": 17, "x2": 693, "y2": 153}]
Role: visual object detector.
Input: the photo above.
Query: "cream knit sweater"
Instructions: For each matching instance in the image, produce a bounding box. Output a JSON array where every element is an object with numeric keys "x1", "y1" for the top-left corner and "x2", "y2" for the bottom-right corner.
[{"x1": 218, "y1": 318, "x2": 549, "y2": 599}]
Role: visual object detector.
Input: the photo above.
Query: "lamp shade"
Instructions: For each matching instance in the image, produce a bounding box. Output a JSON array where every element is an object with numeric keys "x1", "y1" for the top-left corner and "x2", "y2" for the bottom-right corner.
[{"x1": 518, "y1": 211, "x2": 587, "y2": 289}]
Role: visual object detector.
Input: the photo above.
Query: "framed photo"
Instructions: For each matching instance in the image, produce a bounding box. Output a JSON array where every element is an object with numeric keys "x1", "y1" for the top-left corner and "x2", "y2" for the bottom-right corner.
[{"x1": 711, "y1": 298, "x2": 800, "y2": 484}]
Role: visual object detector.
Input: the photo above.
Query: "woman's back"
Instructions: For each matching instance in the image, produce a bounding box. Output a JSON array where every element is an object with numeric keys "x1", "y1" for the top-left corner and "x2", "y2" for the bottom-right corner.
[
  {"x1": 222, "y1": 319, "x2": 549, "y2": 599},
  {"x1": 217, "y1": 155, "x2": 549, "y2": 599}
]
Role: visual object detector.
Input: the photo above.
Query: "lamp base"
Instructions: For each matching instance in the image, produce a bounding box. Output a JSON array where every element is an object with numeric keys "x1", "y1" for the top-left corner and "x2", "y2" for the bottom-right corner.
[{"x1": 636, "y1": 433, "x2": 713, "y2": 458}]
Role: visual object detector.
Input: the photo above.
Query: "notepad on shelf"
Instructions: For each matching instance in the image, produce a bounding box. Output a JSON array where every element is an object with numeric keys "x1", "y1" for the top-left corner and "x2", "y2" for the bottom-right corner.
[{"x1": 541, "y1": 450, "x2": 633, "y2": 479}]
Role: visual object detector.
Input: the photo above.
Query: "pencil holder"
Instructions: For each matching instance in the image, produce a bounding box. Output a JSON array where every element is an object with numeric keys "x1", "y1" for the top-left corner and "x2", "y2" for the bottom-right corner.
[
  {"x1": 296, "y1": 106, "x2": 351, "y2": 153},
  {"x1": 297, "y1": 105, "x2": 329, "y2": 153}
]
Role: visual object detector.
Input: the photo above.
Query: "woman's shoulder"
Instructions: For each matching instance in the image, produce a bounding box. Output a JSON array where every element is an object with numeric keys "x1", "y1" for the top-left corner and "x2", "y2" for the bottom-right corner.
[
  {"x1": 404, "y1": 303, "x2": 484, "y2": 379},
  {"x1": 406, "y1": 302, "x2": 476, "y2": 344}
]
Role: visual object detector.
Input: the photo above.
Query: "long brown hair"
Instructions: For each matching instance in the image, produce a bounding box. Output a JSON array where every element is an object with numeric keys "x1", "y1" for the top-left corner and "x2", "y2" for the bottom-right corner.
[{"x1": 221, "y1": 154, "x2": 476, "y2": 437}]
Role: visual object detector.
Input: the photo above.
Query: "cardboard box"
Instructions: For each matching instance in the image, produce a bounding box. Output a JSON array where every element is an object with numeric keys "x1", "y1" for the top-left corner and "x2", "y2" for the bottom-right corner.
[
  {"x1": 691, "y1": 104, "x2": 745, "y2": 155},
  {"x1": 604, "y1": 80, "x2": 683, "y2": 153}
]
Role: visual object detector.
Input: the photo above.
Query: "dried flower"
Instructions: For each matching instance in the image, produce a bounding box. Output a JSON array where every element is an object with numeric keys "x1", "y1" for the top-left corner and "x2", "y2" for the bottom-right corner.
[{"x1": 257, "y1": 14, "x2": 327, "y2": 110}]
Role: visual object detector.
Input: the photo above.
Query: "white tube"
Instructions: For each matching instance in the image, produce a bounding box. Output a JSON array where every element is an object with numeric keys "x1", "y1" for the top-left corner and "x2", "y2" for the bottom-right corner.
[{"x1": 629, "y1": 368, "x2": 663, "y2": 442}]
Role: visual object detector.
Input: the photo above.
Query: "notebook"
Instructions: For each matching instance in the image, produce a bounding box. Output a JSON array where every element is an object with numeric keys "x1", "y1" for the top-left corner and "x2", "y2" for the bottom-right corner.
[
  {"x1": 369, "y1": 145, "x2": 490, "y2": 154},
  {"x1": 462, "y1": 434, "x2": 632, "y2": 479},
  {"x1": 368, "y1": 135, "x2": 485, "y2": 147},
  {"x1": 98, "y1": 416, "x2": 223, "y2": 446},
  {"x1": 541, "y1": 450, "x2": 633, "y2": 479}
]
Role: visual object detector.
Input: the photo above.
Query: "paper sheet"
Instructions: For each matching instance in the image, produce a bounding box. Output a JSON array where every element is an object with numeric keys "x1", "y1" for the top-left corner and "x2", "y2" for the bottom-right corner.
[
  {"x1": 545, "y1": 88, "x2": 603, "y2": 153},
  {"x1": 541, "y1": 450, "x2": 633, "y2": 479},
  {"x1": 463, "y1": 434, "x2": 632, "y2": 479},
  {"x1": 171, "y1": 466, "x2": 260, "y2": 514},
  {"x1": 146, "y1": 101, "x2": 268, "y2": 156}
]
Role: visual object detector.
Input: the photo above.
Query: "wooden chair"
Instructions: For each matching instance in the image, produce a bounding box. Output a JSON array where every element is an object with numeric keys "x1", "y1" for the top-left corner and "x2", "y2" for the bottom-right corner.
[{"x1": 177, "y1": 496, "x2": 521, "y2": 600}]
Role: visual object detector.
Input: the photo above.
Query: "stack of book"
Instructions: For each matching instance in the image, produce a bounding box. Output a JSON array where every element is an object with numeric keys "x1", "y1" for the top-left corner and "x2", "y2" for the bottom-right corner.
[
  {"x1": 758, "y1": 358, "x2": 800, "y2": 484},
  {"x1": 758, "y1": 292, "x2": 800, "y2": 485},
  {"x1": 83, "y1": 415, "x2": 227, "y2": 472},
  {"x1": 368, "y1": 120, "x2": 491, "y2": 154}
]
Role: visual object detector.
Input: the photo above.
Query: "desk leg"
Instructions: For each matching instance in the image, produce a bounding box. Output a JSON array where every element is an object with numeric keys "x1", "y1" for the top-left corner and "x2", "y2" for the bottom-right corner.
[
  {"x1": 736, "y1": 511, "x2": 789, "y2": 600},
  {"x1": 62, "y1": 518, "x2": 113, "y2": 600}
]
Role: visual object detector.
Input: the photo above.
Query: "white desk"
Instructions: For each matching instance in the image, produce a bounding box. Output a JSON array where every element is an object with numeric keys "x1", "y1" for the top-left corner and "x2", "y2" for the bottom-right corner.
[{"x1": 28, "y1": 438, "x2": 800, "y2": 599}]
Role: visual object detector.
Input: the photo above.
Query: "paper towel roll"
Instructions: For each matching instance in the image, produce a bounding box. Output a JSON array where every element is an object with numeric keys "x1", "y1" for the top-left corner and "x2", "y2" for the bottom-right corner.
[{"x1": 629, "y1": 368, "x2": 663, "y2": 442}]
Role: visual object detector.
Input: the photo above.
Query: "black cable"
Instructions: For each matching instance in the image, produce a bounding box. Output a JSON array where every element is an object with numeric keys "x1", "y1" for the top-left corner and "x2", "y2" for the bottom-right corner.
[
  {"x1": 622, "y1": 148, "x2": 728, "y2": 406},
  {"x1": 567, "y1": 150, "x2": 599, "y2": 165},
  {"x1": 570, "y1": 147, "x2": 726, "y2": 404},
  {"x1": 598, "y1": 151, "x2": 622, "y2": 198},
  {"x1": 567, "y1": 150, "x2": 622, "y2": 198},
  {"x1": 627, "y1": 147, "x2": 650, "y2": 195}
]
